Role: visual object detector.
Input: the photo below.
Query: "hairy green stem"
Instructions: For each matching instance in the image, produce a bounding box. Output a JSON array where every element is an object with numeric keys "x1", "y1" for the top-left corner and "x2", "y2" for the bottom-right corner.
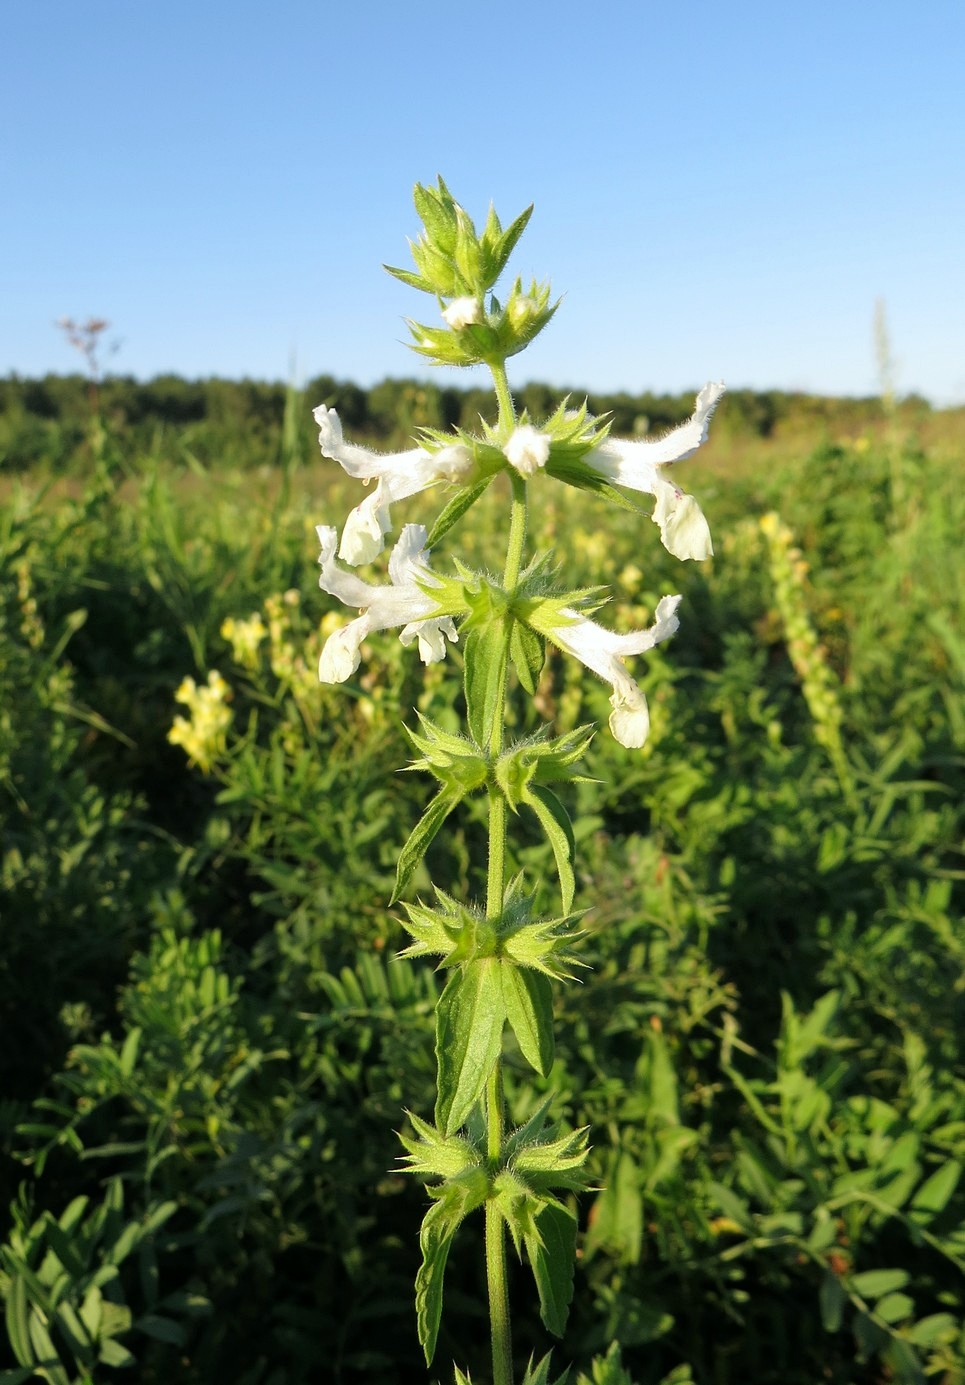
[
  {"x1": 486, "y1": 1191, "x2": 513, "y2": 1385},
  {"x1": 490, "y1": 360, "x2": 517, "y2": 431},
  {"x1": 481, "y1": 364, "x2": 527, "y2": 1385}
]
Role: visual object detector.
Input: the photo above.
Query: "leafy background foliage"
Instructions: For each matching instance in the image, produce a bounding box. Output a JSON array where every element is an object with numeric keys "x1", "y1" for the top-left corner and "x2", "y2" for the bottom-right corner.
[{"x1": 1, "y1": 385, "x2": 963, "y2": 1383}]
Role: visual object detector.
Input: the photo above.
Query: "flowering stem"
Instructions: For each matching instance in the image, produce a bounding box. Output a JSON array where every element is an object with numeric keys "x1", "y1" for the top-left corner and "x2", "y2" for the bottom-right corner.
[
  {"x1": 482, "y1": 379, "x2": 527, "y2": 1385},
  {"x1": 490, "y1": 360, "x2": 517, "y2": 430},
  {"x1": 485, "y1": 1182, "x2": 513, "y2": 1385}
]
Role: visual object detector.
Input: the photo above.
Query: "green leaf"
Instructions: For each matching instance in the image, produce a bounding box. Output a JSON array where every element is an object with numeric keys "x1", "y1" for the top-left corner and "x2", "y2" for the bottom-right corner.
[
  {"x1": 0, "y1": 1368, "x2": 35, "y2": 1384},
  {"x1": 53, "y1": 1302, "x2": 94, "y2": 1359},
  {"x1": 4, "y1": 1275, "x2": 32, "y2": 1367},
  {"x1": 875, "y1": 1291, "x2": 914, "y2": 1324},
  {"x1": 850, "y1": 1268, "x2": 910, "y2": 1299},
  {"x1": 28, "y1": 1313, "x2": 69, "y2": 1385},
  {"x1": 785, "y1": 989, "x2": 840, "y2": 1064},
  {"x1": 524, "y1": 784, "x2": 576, "y2": 911},
  {"x1": 42, "y1": 1220, "x2": 87, "y2": 1280},
  {"x1": 119, "y1": 1025, "x2": 141, "y2": 1077},
  {"x1": 819, "y1": 1270, "x2": 846, "y2": 1332},
  {"x1": 463, "y1": 622, "x2": 509, "y2": 748},
  {"x1": 510, "y1": 621, "x2": 544, "y2": 695},
  {"x1": 136, "y1": 1313, "x2": 186, "y2": 1345},
  {"x1": 586, "y1": 1151, "x2": 642, "y2": 1263},
  {"x1": 637, "y1": 1028, "x2": 680, "y2": 1126},
  {"x1": 415, "y1": 1187, "x2": 481, "y2": 1366},
  {"x1": 502, "y1": 963, "x2": 554, "y2": 1075},
  {"x1": 906, "y1": 1313, "x2": 957, "y2": 1347},
  {"x1": 98, "y1": 1337, "x2": 137, "y2": 1368},
  {"x1": 525, "y1": 1202, "x2": 577, "y2": 1337},
  {"x1": 910, "y1": 1159, "x2": 961, "y2": 1224},
  {"x1": 435, "y1": 961, "x2": 505, "y2": 1135},
  {"x1": 426, "y1": 476, "x2": 495, "y2": 548},
  {"x1": 882, "y1": 1337, "x2": 924, "y2": 1385},
  {"x1": 384, "y1": 262, "x2": 431, "y2": 293},
  {"x1": 492, "y1": 204, "x2": 534, "y2": 279},
  {"x1": 413, "y1": 181, "x2": 458, "y2": 254},
  {"x1": 392, "y1": 788, "x2": 463, "y2": 904},
  {"x1": 708, "y1": 1182, "x2": 754, "y2": 1234}
]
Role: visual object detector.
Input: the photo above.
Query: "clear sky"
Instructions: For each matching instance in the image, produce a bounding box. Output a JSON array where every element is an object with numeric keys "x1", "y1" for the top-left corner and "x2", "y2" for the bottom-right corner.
[{"x1": 4, "y1": 0, "x2": 964, "y2": 403}]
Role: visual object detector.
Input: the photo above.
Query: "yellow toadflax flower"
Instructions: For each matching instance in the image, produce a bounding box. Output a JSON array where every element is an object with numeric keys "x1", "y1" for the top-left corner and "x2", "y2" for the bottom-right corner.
[{"x1": 168, "y1": 670, "x2": 233, "y2": 772}]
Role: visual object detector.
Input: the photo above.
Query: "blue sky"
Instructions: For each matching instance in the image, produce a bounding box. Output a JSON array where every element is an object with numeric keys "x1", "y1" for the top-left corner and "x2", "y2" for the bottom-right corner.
[{"x1": 4, "y1": 0, "x2": 964, "y2": 403}]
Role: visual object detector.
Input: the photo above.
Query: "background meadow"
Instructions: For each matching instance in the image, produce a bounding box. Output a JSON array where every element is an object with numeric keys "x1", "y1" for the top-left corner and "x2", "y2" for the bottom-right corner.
[{"x1": 1, "y1": 376, "x2": 963, "y2": 1383}]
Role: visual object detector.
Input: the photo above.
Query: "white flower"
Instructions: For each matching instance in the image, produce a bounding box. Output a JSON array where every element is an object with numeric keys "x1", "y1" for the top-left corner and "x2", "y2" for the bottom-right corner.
[
  {"x1": 316, "y1": 523, "x2": 458, "y2": 682},
  {"x1": 532, "y1": 595, "x2": 682, "y2": 748},
  {"x1": 313, "y1": 405, "x2": 473, "y2": 565},
  {"x1": 584, "y1": 381, "x2": 725, "y2": 560},
  {"x1": 504, "y1": 425, "x2": 551, "y2": 477},
  {"x1": 441, "y1": 296, "x2": 481, "y2": 329}
]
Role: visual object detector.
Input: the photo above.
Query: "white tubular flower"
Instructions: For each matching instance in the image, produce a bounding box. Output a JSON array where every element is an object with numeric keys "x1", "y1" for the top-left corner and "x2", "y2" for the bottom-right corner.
[
  {"x1": 504, "y1": 424, "x2": 551, "y2": 477},
  {"x1": 442, "y1": 296, "x2": 481, "y2": 329},
  {"x1": 316, "y1": 523, "x2": 458, "y2": 683},
  {"x1": 539, "y1": 596, "x2": 682, "y2": 748},
  {"x1": 584, "y1": 382, "x2": 725, "y2": 561},
  {"x1": 313, "y1": 405, "x2": 473, "y2": 565}
]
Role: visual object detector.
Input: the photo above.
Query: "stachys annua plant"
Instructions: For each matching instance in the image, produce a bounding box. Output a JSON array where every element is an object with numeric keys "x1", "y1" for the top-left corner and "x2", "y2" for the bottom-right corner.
[{"x1": 313, "y1": 177, "x2": 723, "y2": 1385}]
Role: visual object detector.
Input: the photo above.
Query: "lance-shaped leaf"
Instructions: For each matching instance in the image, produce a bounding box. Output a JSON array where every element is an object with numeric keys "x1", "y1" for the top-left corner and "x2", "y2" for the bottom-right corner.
[
  {"x1": 435, "y1": 960, "x2": 506, "y2": 1135},
  {"x1": 392, "y1": 787, "x2": 465, "y2": 904},
  {"x1": 510, "y1": 620, "x2": 545, "y2": 694},
  {"x1": 524, "y1": 1202, "x2": 578, "y2": 1338},
  {"x1": 488, "y1": 205, "x2": 534, "y2": 282},
  {"x1": 464, "y1": 620, "x2": 511, "y2": 748},
  {"x1": 502, "y1": 961, "x2": 555, "y2": 1076},
  {"x1": 415, "y1": 1168, "x2": 490, "y2": 1364},
  {"x1": 426, "y1": 474, "x2": 496, "y2": 548},
  {"x1": 414, "y1": 177, "x2": 459, "y2": 255},
  {"x1": 521, "y1": 783, "x2": 577, "y2": 911}
]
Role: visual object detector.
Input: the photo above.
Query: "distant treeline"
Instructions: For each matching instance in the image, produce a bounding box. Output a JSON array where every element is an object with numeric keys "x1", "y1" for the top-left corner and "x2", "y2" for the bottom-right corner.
[{"x1": 0, "y1": 371, "x2": 934, "y2": 472}]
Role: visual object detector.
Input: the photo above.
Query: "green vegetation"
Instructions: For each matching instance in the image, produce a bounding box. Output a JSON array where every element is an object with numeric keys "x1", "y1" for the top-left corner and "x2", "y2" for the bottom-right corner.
[
  {"x1": 0, "y1": 370, "x2": 955, "y2": 476},
  {"x1": 1, "y1": 386, "x2": 963, "y2": 1383}
]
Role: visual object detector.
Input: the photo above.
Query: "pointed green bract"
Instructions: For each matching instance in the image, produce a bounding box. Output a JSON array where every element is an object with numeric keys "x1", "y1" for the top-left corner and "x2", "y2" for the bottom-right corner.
[
  {"x1": 521, "y1": 1352, "x2": 571, "y2": 1385},
  {"x1": 399, "y1": 1111, "x2": 483, "y2": 1181},
  {"x1": 405, "y1": 715, "x2": 489, "y2": 796}
]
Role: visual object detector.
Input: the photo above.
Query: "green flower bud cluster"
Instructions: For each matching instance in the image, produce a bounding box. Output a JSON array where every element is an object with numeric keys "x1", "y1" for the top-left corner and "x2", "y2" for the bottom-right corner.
[
  {"x1": 385, "y1": 176, "x2": 557, "y2": 367},
  {"x1": 760, "y1": 512, "x2": 852, "y2": 792}
]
